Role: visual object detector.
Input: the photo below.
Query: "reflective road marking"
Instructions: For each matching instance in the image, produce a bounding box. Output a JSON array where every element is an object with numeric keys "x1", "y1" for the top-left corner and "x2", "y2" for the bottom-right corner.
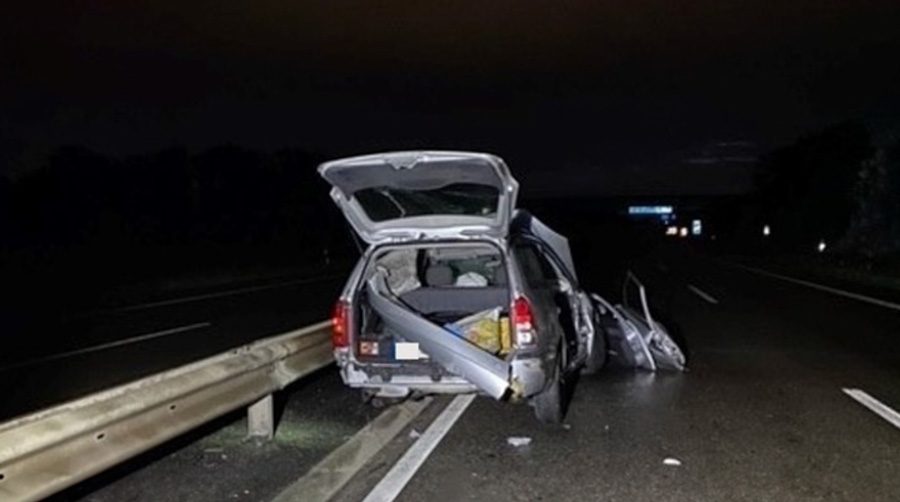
[
  {"x1": 106, "y1": 275, "x2": 342, "y2": 313},
  {"x1": 0, "y1": 322, "x2": 211, "y2": 372},
  {"x1": 735, "y1": 264, "x2": 900, "y2": 312},
  {"x1": 687, "y1": 284, "x2": 719, "y2": 304},
  {"x1": 272, "y1": 398, "x2": 432, "y2": 502},
  {"x1": 363, "y1": 394, "x2": 476, "y2": 502},
  {"x1": 843, "y1": 388, "x2": 900, "y2": 431}
]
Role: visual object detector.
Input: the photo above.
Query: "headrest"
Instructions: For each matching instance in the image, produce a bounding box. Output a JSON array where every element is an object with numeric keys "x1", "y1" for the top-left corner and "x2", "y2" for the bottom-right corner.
[{"x1": 425, "y1": 263, "x2": 454, "y2": 286}]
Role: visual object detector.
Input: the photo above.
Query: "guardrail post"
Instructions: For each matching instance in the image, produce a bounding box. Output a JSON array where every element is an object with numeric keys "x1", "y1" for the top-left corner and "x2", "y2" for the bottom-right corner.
[{"x1": 247, "y1": 394, "x2": 274, "y2": 439}]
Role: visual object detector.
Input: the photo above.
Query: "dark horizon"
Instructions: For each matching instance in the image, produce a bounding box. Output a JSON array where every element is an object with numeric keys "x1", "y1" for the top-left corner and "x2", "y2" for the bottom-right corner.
[{"x1": 4, "y1": 1, "x2": 900, "y2": 196}]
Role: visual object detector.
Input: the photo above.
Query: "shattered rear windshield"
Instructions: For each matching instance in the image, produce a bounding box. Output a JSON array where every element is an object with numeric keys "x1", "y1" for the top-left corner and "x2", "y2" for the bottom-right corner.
[{"x1": 354, "y1": 183, "x2": 499, "y2": 222}]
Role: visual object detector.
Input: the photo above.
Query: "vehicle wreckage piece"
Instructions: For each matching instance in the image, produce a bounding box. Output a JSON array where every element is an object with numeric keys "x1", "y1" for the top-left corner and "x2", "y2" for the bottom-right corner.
[
  {"x1": 519, "y1": 214, "x2": 684, "y2": 372},
  {"x1": 593, "y1": 273, "x2": 686, "y2": 372},
  {"x1": 366, "y1": 272, "x2": 512, "y2": 399},
  {"x1": 368, "y1": 263, "x2": 682, "y2": 405}
]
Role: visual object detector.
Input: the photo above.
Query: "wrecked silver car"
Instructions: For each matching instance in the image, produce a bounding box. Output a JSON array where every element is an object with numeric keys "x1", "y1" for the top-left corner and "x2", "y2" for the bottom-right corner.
[{"x1": 320, "y1": 151, "x2": 684, "y2": 423}]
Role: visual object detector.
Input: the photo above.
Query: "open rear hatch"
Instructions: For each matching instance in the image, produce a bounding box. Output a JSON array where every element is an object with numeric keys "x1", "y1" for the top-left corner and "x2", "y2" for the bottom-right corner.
[{"x1": 319, "y1": 151, "x2": 519, "y2": 244}]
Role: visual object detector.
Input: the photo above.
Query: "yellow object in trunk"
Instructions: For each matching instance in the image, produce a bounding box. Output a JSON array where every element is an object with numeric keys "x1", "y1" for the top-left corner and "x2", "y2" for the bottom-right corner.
[
  {"x1": 499, "y1": 316, "x2": 511, "y2": 355},
  {"x1": 447, "y1": 308, "x2": 506, "y2": 354},
  {"x1": 465, "y1": 318, "x2": 502, "y2": 353}
]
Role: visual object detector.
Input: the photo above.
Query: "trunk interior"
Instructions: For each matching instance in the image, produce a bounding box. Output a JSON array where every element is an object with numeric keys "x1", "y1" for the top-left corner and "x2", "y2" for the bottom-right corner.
[{"x1": 354, "y1": 242, "x2": 512, "y2": 366}]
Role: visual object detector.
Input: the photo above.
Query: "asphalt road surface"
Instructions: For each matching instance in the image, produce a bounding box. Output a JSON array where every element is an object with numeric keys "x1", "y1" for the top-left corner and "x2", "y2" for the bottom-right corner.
[
  {"x1": 352, "y1": 250, "x2": 900, "y2": 501},
  {"x1": 0, "y1": 274, "x2": 345, "y2": 421},
  {"x1": 57, "y1": 245, "x2": 900, "y2": 501}
]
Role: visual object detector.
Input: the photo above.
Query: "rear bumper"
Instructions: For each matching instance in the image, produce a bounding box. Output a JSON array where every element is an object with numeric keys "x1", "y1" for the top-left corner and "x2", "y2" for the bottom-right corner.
[
  {"x1": 336, "y1": 351, "x2": 547, "y2": 400},
  {"x1": 338, "y1": 358, "x2": 477, "y2": 397},
  {"x1": 348, "y1": 380, "x2": 479, "y2": 398}
]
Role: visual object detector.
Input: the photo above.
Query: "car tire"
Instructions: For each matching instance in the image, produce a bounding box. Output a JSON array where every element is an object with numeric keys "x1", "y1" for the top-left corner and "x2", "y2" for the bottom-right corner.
[{"x1": 533, "y1": 348, "x2": 564, "y2": 424}]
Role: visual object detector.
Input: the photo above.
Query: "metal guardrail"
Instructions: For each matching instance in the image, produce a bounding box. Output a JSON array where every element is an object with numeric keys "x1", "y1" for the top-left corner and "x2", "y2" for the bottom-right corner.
[{"x1": 0, "y1": 321, "x2": 333, "y2": 502}]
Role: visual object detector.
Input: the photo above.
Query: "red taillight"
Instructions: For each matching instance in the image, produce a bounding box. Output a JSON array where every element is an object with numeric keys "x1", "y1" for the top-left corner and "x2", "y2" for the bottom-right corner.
[
  {"x1": 331, "y1": 300, "x2": 350, "y2": 348},
  {"x1": 512, "y1": 296, "x2": 536, "y2": 345}
]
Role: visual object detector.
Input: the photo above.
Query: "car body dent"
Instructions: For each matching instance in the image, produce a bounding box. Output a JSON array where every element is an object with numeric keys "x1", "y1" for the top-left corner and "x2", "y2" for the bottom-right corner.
[
  {"x1": 574, "y1": 291, "x2": 598, "y2": 365},
  {"x1": 510, "y1": 357, "x2": 546, "y2": 398},
  {"x1": 527, "y1": 215, "x2": 579, "y2": 282}
]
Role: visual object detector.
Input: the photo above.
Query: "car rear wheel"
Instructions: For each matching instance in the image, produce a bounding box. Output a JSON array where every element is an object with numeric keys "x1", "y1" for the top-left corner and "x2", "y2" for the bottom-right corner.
[{"x1": 533, "y1": 347, "x2": 564, "y2": 424}]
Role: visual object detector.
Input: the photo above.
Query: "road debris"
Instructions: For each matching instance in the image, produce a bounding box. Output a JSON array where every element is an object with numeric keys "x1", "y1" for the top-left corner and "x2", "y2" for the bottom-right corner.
[
  {"x1": 663, "y1": 457, "x2": 682, "y2": 466},
  {"x1": 409, "y1": 428, "x2": 422, "y2": 439},
  {"x1": 506, "y1": 436, "x2": 532, "y2": 447}
]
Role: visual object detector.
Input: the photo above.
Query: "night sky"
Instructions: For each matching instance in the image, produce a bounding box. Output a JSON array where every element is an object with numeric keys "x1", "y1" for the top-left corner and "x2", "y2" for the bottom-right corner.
[{"x1": 3, "y1": 1, "x2": 899, "y2": 195}]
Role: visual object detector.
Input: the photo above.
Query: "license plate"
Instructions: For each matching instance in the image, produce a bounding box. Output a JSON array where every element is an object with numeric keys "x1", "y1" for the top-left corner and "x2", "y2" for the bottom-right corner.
[{"x1": 394, "y1": 342, "x2": 427, "y2": 360}]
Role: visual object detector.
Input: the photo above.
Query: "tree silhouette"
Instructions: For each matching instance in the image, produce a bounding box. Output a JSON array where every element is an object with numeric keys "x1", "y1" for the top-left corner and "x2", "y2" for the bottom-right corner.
[{"x1": 756, "y1": 122, "x2": 873, "y2": 249}]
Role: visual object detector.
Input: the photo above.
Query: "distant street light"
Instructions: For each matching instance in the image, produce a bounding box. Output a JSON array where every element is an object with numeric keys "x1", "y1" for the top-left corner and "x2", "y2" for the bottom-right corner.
[
  {"x1": 817, "y1": 240, "x2": 827, "y2": 253},
  {"x1": 679, "y1": 227, "x2": 689, "y2": 238},
  {"x1": 763, "y1": 224, "x2": 771, "y2": 237}
]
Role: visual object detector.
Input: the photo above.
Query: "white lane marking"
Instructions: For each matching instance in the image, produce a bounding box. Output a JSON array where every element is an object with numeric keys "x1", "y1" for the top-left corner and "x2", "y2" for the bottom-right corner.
[
  {"x1": 843, "y1": 388, "x2": 900, "y2": 431},
  {"x1": 735, "y1": 264, "x2": 900, "y2": 312},
  {"x1": 363, "y1": 394, "x2": 476, "y2": 502},
  {"x1": 0, "y1": 322, "x2": 211, "y2": 372},
  {"x1": 687, "y1": 284, "x2": 719, "y2": 304},
  {"x1": 272, "y1": 398, "x2": 432, "y2": 502},
  {"x1": 107, "y1": 274, "x2": 342, "y2": 313}
]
